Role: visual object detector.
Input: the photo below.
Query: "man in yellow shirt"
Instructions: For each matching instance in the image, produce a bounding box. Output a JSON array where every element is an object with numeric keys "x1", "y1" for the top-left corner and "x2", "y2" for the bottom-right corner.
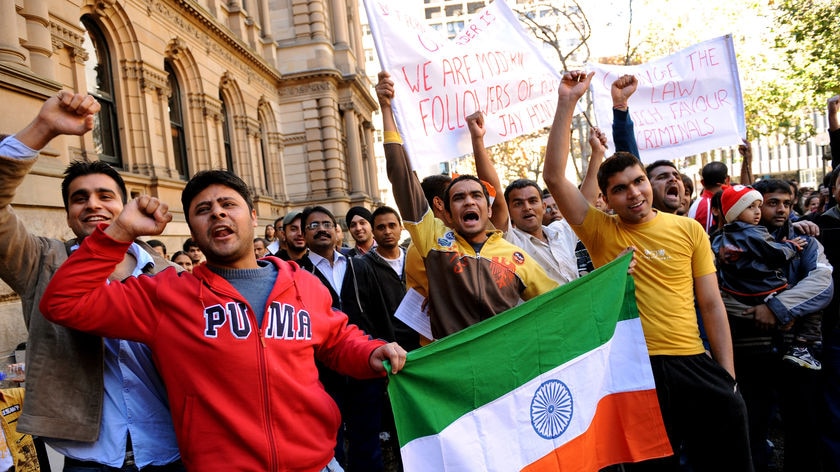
[{"x1": 542, "y1": 70, "x2": 751, "y2": 471}]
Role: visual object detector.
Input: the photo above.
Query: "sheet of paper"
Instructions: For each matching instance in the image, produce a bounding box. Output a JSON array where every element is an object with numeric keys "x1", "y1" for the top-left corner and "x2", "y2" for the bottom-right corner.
[{"x1": 394, "y1": 288, "x2": 434, "y2": 341}]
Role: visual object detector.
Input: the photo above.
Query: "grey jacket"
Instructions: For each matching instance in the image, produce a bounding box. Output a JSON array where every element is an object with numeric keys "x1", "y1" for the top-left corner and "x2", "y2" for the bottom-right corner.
[{"x1": 0, "y1": 153, "x2": 176, "y2": 441}]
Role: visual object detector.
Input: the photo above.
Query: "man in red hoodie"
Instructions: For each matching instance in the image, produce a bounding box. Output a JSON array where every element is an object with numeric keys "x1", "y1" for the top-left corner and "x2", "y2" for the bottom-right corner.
[{"x1": 40, "y1": 169, "x2": 406, "y2": 472}]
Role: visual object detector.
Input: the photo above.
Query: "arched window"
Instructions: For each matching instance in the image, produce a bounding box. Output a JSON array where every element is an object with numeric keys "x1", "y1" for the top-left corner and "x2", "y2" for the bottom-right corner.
[
  {"x1": 259, "y1": 116, "x2": 270, "y2": 191},
  {"x1": 220, "y1": 93, "x2": 234, "y2": 172},
  {"x1": 166, "y1": 61, "x2": 189, "y2": 179},
  {"x1": 81, "y1": 16, "x2": 121, "y2": 167}
]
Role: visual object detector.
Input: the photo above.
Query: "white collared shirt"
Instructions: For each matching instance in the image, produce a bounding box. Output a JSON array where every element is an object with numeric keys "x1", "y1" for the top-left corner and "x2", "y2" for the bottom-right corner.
[
  {"x1": 505, "y1": 220, "x2": 579, "y2": 285},
  {"x1": 308, "y1": 250, "x2": 348, "y2": 293}
]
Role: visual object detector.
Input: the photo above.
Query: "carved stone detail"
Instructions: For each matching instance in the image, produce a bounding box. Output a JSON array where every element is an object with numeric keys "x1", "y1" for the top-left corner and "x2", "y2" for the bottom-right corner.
[{"x1": 189, "y1": 93, "x2": 222, "y2": 120}]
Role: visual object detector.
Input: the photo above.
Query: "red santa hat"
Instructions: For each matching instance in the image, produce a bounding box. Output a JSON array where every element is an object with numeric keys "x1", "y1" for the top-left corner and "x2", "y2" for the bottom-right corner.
[{"x1": 721, "y1": 185, "x2": 763, "y2": 223}]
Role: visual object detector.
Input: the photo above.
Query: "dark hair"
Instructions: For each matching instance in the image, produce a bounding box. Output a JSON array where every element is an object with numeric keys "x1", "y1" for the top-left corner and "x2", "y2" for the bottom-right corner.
[
  {"x1": 443, "y1": 175, "x2": 490, "y2": 213},
  {"x1": 829, "y1": 166, "x2": 840, "y2": 190},
  {"x1": 700, "y1": 161, "x2": 728, "y2": 187},
  {"x1": 596, "y1": 152, "x2": 645, "y2": 195},
  {"x1": 61, "y1": 160, "x2": 127, "y2": 211},
  {"x1": 504, "y1": 179, "x2": 542, "y2": 204},
  {"x1": 421, "y1": 174, "x2": 452, "y2": 206},
  {"x1": 753, "y1": 179, "x2": 792, "y2": 197},
  {"x1": 147, "y1": 239, "x2": 166, "y2": 253},
  {"x1": 372, "y1": 205, "x2": 402, "y2": 225},
  {"x1": 182, "y1": 238, "x2": 199, "y2": 252},
  {"x1": 711, "y1": 189, "x2": 723, "y2": 216},
  {"x1": 710, "y1": 189, "x2": 724, "y2": 231},
  {"x1": 300, "y1": 205, "x2": 336, "y2": 231},
  {"x1": 273, "y1": 216, "x2": 284, "y2": 228},
  {"x1": 253, "y1": 237, "x2": 269, "y2": 246},
  {"x1": 680, "y1": 173, "x2": 694, "y2": 197},
  {"x1": 181, "y1": 170, "x2": 253, "y2": 225},
  {"x1": 644, "y1": 160, "x2": 677, "y2": 177},
  {"x1": 171, "y1": 250, "x2": 189, "y2": 261}
]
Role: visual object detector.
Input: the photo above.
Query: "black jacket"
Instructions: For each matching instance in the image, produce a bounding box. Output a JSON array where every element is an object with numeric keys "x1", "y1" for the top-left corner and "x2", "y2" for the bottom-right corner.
[
  {"x1": 297, "y1": 252, "x2": 395, "y2": 342},
  {"x1": 363, "y1": 248, "x2": 420, "y2": 350},
  {"x1": 711, "y1": 220, "x2": 797, "y2": 303}
]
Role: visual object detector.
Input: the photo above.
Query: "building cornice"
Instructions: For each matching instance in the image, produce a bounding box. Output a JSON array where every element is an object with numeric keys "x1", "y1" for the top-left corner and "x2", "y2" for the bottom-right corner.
[{"x1": 146, "y1": 0, "x2": 282, "y2": 83}]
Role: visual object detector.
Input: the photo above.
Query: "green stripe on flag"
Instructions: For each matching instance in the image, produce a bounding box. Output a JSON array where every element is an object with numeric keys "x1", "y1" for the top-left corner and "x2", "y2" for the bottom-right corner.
[{"x1": 388, "y1": 252, "x2": 637, "y2": 445}]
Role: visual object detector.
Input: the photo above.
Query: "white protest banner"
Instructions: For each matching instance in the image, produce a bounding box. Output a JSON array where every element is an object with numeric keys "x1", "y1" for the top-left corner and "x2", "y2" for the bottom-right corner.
[
  {"x1": 588, "y1": 35, "x2": 746, "y2": 164},
  {"x1": 363, "y1": 0, "x2": 562, "y2": 170}
]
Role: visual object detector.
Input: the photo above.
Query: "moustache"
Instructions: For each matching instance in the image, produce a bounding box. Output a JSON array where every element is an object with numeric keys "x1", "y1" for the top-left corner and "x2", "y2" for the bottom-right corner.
[{"x1": 315, "y1": 231, "x2": 331, "y2": 239}]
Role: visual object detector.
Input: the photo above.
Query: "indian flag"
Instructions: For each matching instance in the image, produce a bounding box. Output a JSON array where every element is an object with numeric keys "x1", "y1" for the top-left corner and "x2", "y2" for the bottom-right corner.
[{"x1": 387, "y1": 253, "x2": 672, "y2": 471}]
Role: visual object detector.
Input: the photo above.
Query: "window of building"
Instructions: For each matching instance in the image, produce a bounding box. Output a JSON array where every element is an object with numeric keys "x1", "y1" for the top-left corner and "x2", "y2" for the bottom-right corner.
[
  {"x1": 446, "y1": 21, "x2": 464, "y2": 37},
  {"x1": 426, "y1": 7, "x2": 441, "y2": 19},
  {"x1": 444, "y1": 5, "x2": 463, "y2": 16},
  {"x1": 220, "y1": 94, "x2": 234, "y2": 172},
  {"x1": 166, "y1": 61, "x2": 189, "y2": 179},
  {"x1": 81, "y1": 16, "x2": 122, "y2": 167},
  {"x1": 467, "y1": 2, "x2": 485, "y2": 14},
  {"x1": 259, "y1": 115, "x2": 271, "y2": 191}
]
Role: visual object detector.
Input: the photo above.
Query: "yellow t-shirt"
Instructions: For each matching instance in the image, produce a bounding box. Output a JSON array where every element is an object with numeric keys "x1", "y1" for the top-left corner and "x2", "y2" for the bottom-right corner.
[{"x1": 572, "y1": 207, "x2": 715, "y2": 355}]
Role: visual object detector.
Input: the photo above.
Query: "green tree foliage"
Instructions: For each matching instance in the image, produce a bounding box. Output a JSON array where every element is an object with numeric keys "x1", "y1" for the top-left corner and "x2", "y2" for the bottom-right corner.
[
  {"x1": 602, "y1": 0, "x2": 834, "y2": 142},
  {"x1": 735, "y1": 0, "x2": 840, "y2": 143},
  {"x1": 773, "y1": 0, "x2": 840, "y2": 100}
]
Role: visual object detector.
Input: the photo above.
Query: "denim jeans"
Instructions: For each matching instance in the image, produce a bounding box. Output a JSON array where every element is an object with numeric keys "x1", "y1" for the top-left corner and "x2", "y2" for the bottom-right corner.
[{"x1": 63, "y1": 459, "x2": 185, "y2": 472}]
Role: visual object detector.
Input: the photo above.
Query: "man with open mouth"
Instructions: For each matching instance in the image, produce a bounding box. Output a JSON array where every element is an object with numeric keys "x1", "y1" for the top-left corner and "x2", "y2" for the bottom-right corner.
[{"x1": 376, "y1": 71, "x2": 557, "y2": 340}]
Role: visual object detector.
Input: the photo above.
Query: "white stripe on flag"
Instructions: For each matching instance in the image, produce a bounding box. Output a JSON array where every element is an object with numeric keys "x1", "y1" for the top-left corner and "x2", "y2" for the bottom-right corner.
[{"x1": 401, "y1": 318, "x2": 653, "y2": 471}]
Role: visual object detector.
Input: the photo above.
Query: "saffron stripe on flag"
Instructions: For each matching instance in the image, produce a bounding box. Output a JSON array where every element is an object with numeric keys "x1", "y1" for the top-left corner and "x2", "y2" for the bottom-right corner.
[{"x1": 523, "y1": 390, "x2": 670, "y2": 471}]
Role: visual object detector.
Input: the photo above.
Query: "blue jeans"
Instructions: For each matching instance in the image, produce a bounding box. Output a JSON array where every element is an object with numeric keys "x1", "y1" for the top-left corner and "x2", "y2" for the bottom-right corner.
[
  {"x1": 63, "y1": 459, "x2": 185, "y2": 472},
  {"x1": 322, "y1": 457, "x2": 344, "y2": 472}
]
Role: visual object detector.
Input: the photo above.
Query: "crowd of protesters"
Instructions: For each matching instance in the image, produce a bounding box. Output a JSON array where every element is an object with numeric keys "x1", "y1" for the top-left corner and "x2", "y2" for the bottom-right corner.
[{"x1": 0, "y1": 76, "x2": 839, "y2": 472}]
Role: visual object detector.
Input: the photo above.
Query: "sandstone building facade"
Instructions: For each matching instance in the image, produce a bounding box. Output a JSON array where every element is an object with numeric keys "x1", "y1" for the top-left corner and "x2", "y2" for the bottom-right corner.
[{"x1": 0, "y1": 0, "x2": 379, "y2": 355}]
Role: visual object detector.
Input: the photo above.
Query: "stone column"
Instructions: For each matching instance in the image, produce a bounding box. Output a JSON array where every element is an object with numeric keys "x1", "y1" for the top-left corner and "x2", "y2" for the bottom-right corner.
[
  {"x1": 308, "y1": 0, "x2": 327, "y2": 40},
  {"x1": 321, "y1": 97, "x2": 346, "y2": 197},
  {"x1": 362, "y1": 120, "x2": 379, "y2": 200},
  {"x1": 21, "y1": 0, "x2": 53, "y2": 79},
  {"x1": 0, "y1": 0, "x2": 26, "y2": 66},
  {"x1": 268, "y1": 132, "x2": 285, "y2": 199},
  {"x1": 258, "y1": 0, "x2": 272, "y2": 38},
  {"x1": 341, "y1": 103, "x2": 364, "y2": 196},
  {"x1": 330, "y1": 0, "x2": 349, "y2": 46}
]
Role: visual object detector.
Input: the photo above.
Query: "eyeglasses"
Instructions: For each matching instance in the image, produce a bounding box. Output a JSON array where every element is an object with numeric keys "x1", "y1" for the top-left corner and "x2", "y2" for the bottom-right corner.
[{"x1": 306, "y1": 221, "x2": 335, "y2": 231}]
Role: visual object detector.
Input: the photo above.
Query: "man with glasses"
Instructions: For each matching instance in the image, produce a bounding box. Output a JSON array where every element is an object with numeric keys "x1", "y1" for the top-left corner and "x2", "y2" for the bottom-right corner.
[{"x1": 298, "y1": 206, "x2": 396, "y2": 472}]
